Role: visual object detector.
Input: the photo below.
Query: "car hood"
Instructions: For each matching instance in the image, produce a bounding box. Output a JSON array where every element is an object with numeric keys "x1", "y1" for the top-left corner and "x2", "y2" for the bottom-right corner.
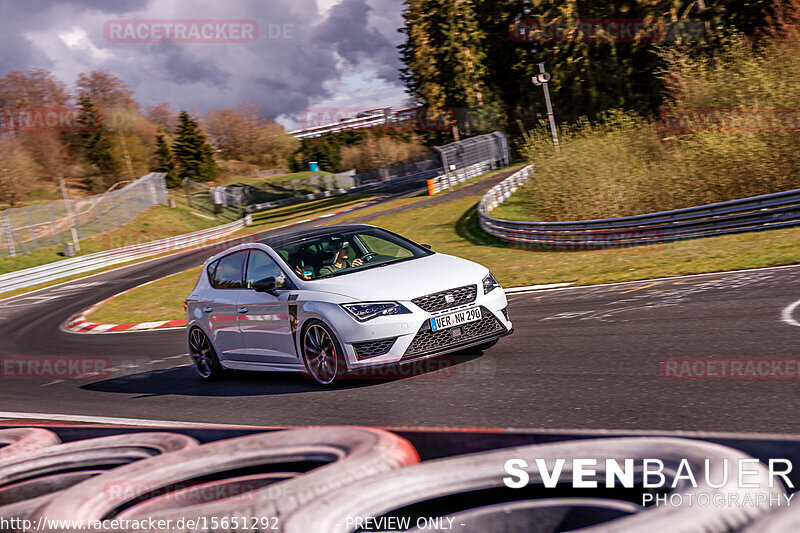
[{"x1": 301, "y1": 253, "x2": 489, "y2": 301}]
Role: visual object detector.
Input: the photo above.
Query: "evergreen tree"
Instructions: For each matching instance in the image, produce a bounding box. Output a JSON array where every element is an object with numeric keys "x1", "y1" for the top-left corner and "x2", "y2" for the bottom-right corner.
[
  {"x1": 152, "y1": 134, "x2": 179, "y2": 187},
  {"x1": 399, "y1": 0, "x2": 500, "y2": 136},
  {"x1": 172, "y1": 111, "x2": 217, "y2": 182},
  {"x1": 76, "y1": 96, "x2": 116, "y2": 189}
]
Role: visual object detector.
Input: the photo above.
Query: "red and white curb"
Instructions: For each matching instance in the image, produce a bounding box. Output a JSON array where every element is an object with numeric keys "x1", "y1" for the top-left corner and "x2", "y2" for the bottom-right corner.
[
  {"x1": 63, "y1": 198, "x2": 380, "y2": 334},
  {"x1": 64, "y1": 276, "x2": 187, "y2": 334}
]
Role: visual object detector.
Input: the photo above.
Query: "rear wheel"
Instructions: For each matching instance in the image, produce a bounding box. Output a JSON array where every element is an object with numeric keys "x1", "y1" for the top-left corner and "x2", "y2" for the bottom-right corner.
[
  {"x1": 188, "y1": 328, "x2": 225, "y2": 381},
  {"x1": 302, "y1": 320, "x2": 346, "y2": 386}
]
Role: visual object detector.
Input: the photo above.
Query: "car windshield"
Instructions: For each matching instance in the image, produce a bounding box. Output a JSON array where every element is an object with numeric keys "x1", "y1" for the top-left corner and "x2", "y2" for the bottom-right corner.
[{"x1": 274, "y1": 227, "x2": 433, "y2": 281}]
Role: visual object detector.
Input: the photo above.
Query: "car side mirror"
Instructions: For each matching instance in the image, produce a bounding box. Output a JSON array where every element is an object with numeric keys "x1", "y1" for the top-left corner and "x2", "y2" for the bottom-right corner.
[
  {"x1": 421, "y1": 244, "x2": 432, "y2": 250},
  {"x1": 253, "y1": 276, "x2": 279, "y2": 296}
]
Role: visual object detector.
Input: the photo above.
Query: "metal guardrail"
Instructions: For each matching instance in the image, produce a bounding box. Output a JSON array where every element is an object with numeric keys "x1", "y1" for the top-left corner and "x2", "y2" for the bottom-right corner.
[
  {"x1": 246, "y1": 168, "x2": 443, "y2": 214},
  {"x1": 0, "y1": 217, "x2": 250, "y2": 295},
  {"x1": 427, "y1": 160, "x2": 496, "y2": 195},
  {"x1": 479, "y1": 166, "x2": 800, "y2": 249}
]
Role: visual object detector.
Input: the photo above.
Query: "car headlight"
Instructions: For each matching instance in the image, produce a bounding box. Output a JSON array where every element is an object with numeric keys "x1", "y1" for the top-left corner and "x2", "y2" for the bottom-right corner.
[
  {"x1": 483, "y1": 272, "x2": 501, "y2": 294},
  {"x1": 341, "y1": 302, "x2": 412, "y2": 322}
]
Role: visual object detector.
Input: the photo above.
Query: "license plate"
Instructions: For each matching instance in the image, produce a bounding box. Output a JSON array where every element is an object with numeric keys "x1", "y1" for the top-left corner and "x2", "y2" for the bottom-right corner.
[{"x1": 430, "y1": 307, "x2": 481, "y2": 332}]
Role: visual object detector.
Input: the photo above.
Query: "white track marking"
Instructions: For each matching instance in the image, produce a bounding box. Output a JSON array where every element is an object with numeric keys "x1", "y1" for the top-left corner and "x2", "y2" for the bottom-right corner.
[
  {"x1": 504, "y1": 263, "x2": 800, "y2": 294},
  {"x1": 0, "y1": 411, "x2": 261, "y2": 428},
  {"x1": 781, "y1": 298, "x2": 800, "y2": 327},
  {"x1": 2, "y1": 410, "x2": 800, "y2": 440},
  {"x1": 504, "y1": 282, "x2": 574, "y2": 293}
]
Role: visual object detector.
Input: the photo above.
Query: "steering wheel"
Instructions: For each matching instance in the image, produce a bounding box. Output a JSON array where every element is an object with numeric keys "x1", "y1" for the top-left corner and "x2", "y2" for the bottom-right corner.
[{"x1": 361, "y1": 252, "x2": 380, "y2": 263}]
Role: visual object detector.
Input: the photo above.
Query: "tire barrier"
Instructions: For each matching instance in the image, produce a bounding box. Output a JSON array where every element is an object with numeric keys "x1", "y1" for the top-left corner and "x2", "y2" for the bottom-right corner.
[
  {"x1": 30, "y1": 427, "x2": 419, "y2": 532},
  {"x1": 282, "y1": 437, "x2": 783, "y2": 533},
  {"x1": 478, "y1": 165, "x2": 800, "y2": 249},
  {"x1": 1, "y1": 429, "x2": 798, "y2": 532},
  {"x1": 0, "y1": 432, "x2": 198, "y2": 527},
  {"x1": 0, "y1": 428, "x2": 61, "y2": 462}
]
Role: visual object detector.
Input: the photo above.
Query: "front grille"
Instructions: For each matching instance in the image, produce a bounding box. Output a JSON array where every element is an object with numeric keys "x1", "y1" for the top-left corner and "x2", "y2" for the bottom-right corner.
[
  {"x1": 404, "y1": 307, "x2": 504, "y2": 358},
  {"x1": 412, "y1": 285, "x2": 478, "y2": 313},
  {"x1": 354, "y1": 338, "x2": 397, "y2": 360}
]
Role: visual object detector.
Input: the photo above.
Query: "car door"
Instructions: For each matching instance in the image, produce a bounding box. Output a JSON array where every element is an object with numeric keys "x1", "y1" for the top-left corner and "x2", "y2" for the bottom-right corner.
[
  {"x1": 206, "y1": 250, "x2": 248, "y2": 359},
  {"x1": 237, "y1": 249, "x2": 298, "y2": 365}
]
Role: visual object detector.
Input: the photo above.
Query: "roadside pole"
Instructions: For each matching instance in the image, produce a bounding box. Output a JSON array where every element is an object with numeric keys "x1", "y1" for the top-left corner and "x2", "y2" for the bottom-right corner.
[
  {"x1": 532, "y1": 62, "x2": 560, "y2": 151},
  {"x1": 60, "y1": 178, "x2": 81, "y2": 253}
]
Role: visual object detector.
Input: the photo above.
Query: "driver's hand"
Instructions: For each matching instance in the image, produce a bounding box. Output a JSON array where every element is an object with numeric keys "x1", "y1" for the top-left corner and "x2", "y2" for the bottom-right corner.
[
  {"x1": 352, "y1": 258, "x2": 364, "y2": 267},
  {"x1": 295, "y1": 265, "x2": 311, "y2": 280}
]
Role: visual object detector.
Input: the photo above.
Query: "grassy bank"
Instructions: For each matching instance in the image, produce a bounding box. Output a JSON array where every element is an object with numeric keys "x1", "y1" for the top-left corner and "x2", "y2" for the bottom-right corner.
[{"x1": 85, "y1": 182, "x2": 800, "y2": 325}]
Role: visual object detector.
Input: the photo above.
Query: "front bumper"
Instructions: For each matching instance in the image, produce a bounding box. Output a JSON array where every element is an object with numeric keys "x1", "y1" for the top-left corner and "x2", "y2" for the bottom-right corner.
[{"x1": 339, "y1": 288, "x2": 512, "y2": 370}]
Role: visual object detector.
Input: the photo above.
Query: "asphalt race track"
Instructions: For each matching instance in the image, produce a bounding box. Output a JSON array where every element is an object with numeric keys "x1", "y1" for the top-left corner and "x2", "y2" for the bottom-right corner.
[{"x1": 2, "y1": 195, "x2": 800, "y2": 432}]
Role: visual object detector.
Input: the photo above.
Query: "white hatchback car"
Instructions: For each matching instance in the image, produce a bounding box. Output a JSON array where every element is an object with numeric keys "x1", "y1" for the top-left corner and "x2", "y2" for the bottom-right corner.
[{"x1": 185, "y1": 224, "x2": 512, "y2": 386}]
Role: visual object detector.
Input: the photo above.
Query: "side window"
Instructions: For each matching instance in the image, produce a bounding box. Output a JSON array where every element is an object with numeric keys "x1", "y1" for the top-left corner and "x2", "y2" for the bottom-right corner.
[
  {"x1": 246, "y1": 250, "x2": 288, "y2": 290},
  {"x1": 210, "y1": 251, "x2": 247, "y2": 289}
]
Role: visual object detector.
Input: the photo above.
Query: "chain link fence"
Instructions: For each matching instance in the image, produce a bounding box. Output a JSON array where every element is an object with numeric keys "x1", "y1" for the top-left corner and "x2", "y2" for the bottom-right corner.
[{"x1": 0, "y1": 173, "x2": 168, "y2": 257}]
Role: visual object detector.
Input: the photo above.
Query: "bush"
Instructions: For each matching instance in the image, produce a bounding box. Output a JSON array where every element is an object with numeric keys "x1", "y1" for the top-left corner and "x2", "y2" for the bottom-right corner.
[{"x1": 506, "y1": 34, "x2": 800, "y2": 222}]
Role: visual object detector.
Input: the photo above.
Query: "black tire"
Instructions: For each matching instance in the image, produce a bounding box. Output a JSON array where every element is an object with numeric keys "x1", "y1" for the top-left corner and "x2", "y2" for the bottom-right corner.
[
  {"x1": 188, "y1": 327, "x2": 225, "y2": 381},
  {"x1": 301, "y1": 319, "x2": 346, "y2": 386}
]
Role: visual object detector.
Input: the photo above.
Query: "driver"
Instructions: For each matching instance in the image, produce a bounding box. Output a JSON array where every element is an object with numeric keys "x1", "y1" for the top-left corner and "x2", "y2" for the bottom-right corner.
[{"x1": 295, "y1": 241, "x2": 363, "y2": 279}]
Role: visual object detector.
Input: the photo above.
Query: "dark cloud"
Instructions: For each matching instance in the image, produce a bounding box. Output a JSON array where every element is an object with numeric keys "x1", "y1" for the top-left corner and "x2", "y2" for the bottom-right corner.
[{"x1": 0, "y1": 0, "x2": 406, "y2": 119}]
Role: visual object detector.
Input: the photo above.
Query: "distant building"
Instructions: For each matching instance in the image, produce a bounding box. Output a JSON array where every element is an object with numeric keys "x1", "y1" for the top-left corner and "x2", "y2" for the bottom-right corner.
[{"x1": 289, "y1": 107, "x2": 418, "y2": 140}]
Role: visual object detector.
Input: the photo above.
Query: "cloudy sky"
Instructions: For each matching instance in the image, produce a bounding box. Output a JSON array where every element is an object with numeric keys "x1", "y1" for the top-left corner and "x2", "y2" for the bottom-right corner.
[{"x1": 0, "y1": 0, "x2": 409, "y2": 128}]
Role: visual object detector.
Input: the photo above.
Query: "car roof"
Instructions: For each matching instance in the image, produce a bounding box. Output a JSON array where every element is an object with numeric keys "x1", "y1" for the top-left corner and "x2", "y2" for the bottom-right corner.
[{"x1": 258, "y1": 224, "x2": 375, "y2": 249}]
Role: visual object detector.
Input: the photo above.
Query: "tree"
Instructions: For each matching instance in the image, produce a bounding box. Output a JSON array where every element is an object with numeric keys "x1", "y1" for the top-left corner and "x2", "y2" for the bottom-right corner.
[
  {"x1": 0, "y1": 136, "x2": 37, "y2": 207},
  {"x1": 172, "y1": 111, "x2": 218, "y2": 182},
  {"x1": 0, "y1": 68, "x2": 70, "y2": 109},
  {"x1": 399, "y1": 0, "x2": 500, "y2": 135},
  {"x1": 76, "y1": 70, "x2": 137, "y2": 114},
  {"x1": 206, "y1": 103, "x2": 299, "y2": 167},
  {"x1": 77, "y1": 96, "x2": 117, "y2": 190},
  {"x1": 152, "y1": 134, "x2": 179, "y2": 187},
  {"x1": 145, "y1": 103, "x2": 178, "y2": 134}
]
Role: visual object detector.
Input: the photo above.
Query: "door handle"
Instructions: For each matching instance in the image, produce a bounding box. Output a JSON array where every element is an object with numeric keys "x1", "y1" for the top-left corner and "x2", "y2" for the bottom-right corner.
[
  {"x1": 203, "y1": 306, "x2": 213, "y2": 313},
  {"x1": 238, "y1": 307, "x2": 249, "y2": 314}
]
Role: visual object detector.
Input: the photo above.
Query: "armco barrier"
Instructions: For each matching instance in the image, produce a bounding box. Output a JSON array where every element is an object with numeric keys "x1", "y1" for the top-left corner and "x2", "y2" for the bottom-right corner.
[
  {"x1": 479, "y1": 165, "x2": 800, "y2": 249},
  {"x1": 246, "y1": 167, "x2": 443, "y2": 214},
  {"x1": 0, "y1": 217, "x2": 249, "y2": 295},
  {"x1": 427, "y1": 160, "x2": 496, "y2": 195}
]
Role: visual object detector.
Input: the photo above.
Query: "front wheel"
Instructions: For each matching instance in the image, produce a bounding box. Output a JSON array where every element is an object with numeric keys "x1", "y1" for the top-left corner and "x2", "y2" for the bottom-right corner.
[
  {"x1": 188, "y1": 328, "x2": 225, "y2": 381},
  {"x1": 302, "y1": 320, "x2": 346, "y2": 387}
]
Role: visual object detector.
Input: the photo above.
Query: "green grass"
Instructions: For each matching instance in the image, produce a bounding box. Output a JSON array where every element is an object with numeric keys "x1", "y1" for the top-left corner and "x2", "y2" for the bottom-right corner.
[
  {"x1": 0, "y1": 204, "x2": 217, "y2": 275},
  {"x1": 86, "y1": 187, "x2": 800, "y2": 324},
  {"x1": 367, "y1": 195, "x2": 800, "y2": 287},
  {"x1": 88, "y1": 267, "x2": 202, "y2": 324}
]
